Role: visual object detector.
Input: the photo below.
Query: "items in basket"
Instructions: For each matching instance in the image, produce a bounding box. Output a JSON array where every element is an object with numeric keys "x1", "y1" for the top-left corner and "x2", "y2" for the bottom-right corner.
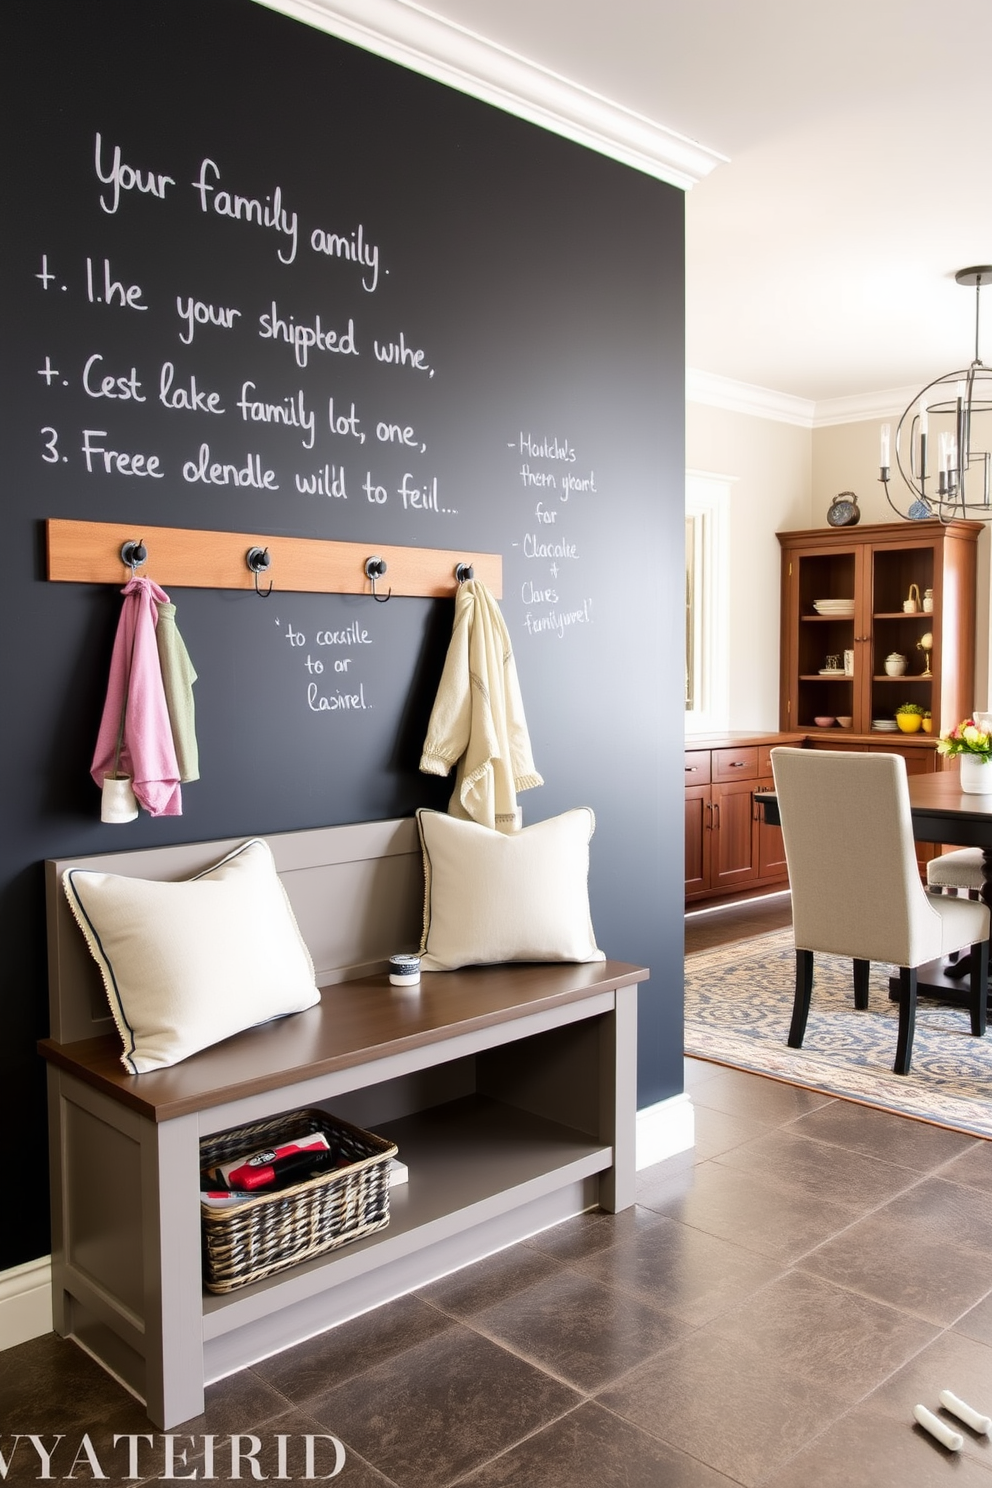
[
  {"x1": 202, "y1": 1131, "x2": 340, "y2": 1192},
  {"x1": 199, "y1": 1108, "x2": 397, "y2": 1293}
]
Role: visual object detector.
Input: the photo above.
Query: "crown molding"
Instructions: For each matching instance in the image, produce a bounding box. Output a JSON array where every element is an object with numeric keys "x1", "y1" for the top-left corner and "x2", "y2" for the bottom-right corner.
[
  {"x1": 255, "y1": 0, "x2": 726, "y2": 189},
  {"x1": 686, "y1": 369, "x2": 816, "y2": 428},
  {"x1": 811, "y1": 386, "x2": 920, "y2": 427},
  {"x1": 687, "y1": 371, "x2": 925, "y2": 430}
]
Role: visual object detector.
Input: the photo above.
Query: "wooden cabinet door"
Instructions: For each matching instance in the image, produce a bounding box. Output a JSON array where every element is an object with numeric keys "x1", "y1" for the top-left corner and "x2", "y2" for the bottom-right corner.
[
  {"x1": 684, "y1": 784, "x2": 711, "y2": 900},
  {"x1": 710, "y1": 777, "x2": 758, "y2": 891},
  {"x1": 778, "y1": 539, "x2": 866, "y2": 733},
  {"x1": 754, "y1": 775, "x2": 788, "y2": 881}
]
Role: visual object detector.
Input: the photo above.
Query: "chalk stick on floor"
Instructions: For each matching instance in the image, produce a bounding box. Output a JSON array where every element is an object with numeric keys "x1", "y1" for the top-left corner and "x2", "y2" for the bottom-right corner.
[
  {"x1": 914, "y1": 1404, "x2": 963, "y2": 1452},
  {"x1": 938, "y1": 1390, "x2": 992, "y2": 1436}
]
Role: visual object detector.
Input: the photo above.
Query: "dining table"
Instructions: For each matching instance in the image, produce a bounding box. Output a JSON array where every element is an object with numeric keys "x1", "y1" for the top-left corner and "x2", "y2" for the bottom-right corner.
[{"x1": 755, "y1": 767, "x2": 992, "y2": 1005}]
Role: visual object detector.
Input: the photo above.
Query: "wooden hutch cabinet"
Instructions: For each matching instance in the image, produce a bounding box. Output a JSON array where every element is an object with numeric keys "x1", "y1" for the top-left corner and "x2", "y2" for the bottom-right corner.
[
  {"x1": 685, "y1": 521, "x2": 981, "y2": 905},
  {"x1": 777, "y1": 519, "x2": 981, "y2": 742}
]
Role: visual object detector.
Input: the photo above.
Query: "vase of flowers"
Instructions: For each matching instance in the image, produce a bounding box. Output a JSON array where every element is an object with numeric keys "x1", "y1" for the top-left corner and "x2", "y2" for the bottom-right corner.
[{"x1": 936, "y1": 719, "x2": 992, "y2": 792}]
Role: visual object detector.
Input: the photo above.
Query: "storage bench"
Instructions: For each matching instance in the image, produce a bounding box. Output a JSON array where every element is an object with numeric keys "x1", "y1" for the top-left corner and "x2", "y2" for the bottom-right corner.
[{"x1": 40, "y1": 819, "x2": 647, "y2": 1428}]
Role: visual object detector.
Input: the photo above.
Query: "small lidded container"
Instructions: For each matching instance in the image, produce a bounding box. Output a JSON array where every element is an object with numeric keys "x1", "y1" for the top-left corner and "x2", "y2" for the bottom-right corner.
[{"x1": 389, "y1": 953, "x2": 422, "y2": 987}]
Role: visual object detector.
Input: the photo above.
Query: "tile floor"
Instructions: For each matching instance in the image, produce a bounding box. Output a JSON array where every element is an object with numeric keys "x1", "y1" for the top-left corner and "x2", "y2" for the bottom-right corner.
[{"x1": 4, "y1": 896, "x2": 992, "y2": 1485}]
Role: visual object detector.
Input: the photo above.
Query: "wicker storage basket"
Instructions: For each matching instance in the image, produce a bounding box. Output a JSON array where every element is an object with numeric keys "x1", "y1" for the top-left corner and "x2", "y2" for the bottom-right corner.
[{"x1": 200, "y1": 1108, "x2": 397, "y2": 1294}]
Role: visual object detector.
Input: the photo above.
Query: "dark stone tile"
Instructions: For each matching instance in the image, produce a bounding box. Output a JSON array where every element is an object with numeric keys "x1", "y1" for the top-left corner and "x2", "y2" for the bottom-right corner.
[
  {"x1": 250, "y1": 1294, "x2": 454, "y2": 1399},
  {"x1": 691, "y1": 1105, "x2": 780, "y2": 1159},
  {"x1": 706, "y1": 1270, "x2": 938, "y2": 1401},
  {"x1": 0, "y1": 1335, "x2": 147, "y2": 1435},
  {"x1": 173, "y1": 1368, "x2": 294, "y2": 1434},
  {"x1": 880, "y1": 1176, "x2": 992, "y2": 1254},
  {"x1": 637, "y1": 1158, "x2": 863, "y2": 1261},
  {"x1": 798, "y1": 1208, "x2": 992, "y2": 1326},
  {"x1": 416, "y1": 1241, "x2": 562, "y2": 1317},
  {"x1": 459, "y1": 1400, "x2": 740, "y2": 1487},
  {"x1": 525, "y1": 1204, "x2": 666, "y2": 1262},
  {"x1": 941, "y1": 1141, "x2": 992, "y2": 1194},
  {"x1": 762, "y1": 1402, "x2": 992, "y2": 1488},
  {"x1": 636, "y1": 1159, "x2": 702, "y2": 1211},
  {"x1": 791, "y1": 1100, "x2": 978, "y2": 1173},
  {"x1": 954, "y1": 1291, "x2": 992, "y2": 1348},
  {"x1": 596, "y1": 1327, "x2": 852, "y2": 1488},
  {"x1": 683, "y1": 1056, "x2": 725, "y2": 1091},
  {"x1": 714, "y1": 1127, "x2": 922, "y2": 1209},
  {"x1": 471, "y1": 1266, "x2": 688, "y2": 1391},
  {"x1": 690, "y1": 1066, "x2": 833, "y2": 1125},
  {"x1": 305, "y1": 1322, "x2": 580, "y2": 1488},
  {"x1": 572, "y1": 1215, "x2": 785, "y2": 1327}
]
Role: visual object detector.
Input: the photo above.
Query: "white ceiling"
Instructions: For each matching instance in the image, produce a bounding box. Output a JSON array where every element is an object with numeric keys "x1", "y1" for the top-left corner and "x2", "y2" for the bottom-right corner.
[{"x1": 286, "y1": 0, "x2": 992, "y2": 415}]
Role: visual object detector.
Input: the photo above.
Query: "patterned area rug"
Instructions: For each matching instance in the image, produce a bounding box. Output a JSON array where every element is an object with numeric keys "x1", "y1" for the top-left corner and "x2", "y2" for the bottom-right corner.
[{"x1": 685, "y1": 929, "x2": 992, "y2": 1138}]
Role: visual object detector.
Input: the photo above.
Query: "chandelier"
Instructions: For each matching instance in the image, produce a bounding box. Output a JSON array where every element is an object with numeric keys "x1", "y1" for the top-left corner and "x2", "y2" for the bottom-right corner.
[{"x1": 880, "y1": 266, "x2": 992, "y2": 521}]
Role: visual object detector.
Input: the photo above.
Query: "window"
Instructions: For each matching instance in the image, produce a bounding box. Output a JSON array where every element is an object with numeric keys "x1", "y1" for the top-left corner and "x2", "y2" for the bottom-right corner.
[{"x1": 685, "y1": 471, "x2": 733, "y2": 733}]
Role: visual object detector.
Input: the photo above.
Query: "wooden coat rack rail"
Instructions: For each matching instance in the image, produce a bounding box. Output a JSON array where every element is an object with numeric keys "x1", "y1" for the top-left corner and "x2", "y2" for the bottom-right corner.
[{"x1": 45, "y1": 519, "x2": 503, "y2": 599}]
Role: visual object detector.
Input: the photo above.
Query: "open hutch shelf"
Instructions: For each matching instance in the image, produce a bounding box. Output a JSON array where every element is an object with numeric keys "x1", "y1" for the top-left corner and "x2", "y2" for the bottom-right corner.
[{"x1": 778, "y1": 519, "x2": 981, "y2": 741}]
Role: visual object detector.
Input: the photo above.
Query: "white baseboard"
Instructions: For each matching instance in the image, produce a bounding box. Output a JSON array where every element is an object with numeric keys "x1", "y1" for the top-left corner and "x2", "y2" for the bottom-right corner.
[
  {"x1": 0, "y1": 1256, "x2": 53, "y2": 1350},
  {"x1": 0, "y1": 1098, "x2": 695, "y2": 1353},
  {"x1": 635, "y1": 1092, "x2": 695, "y2": 1170}
]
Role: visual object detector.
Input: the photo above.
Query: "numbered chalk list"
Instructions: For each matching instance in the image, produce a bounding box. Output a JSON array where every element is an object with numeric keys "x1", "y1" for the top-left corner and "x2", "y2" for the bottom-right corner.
[{"x1": 29, "y1": 122, "x2": 627, "y2": 717}]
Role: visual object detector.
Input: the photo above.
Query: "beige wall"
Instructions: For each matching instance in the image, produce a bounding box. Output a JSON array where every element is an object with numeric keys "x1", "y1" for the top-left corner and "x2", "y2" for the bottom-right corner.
[
  {"x1": 812, "y1": 419, "x2": 914, "y2": 526},
  {"x1": 686, "y1": 401, "x2": 812, "y2": 732},
  {"x1": 814, "y1": 420, "x2": 992, "y2": 709}
]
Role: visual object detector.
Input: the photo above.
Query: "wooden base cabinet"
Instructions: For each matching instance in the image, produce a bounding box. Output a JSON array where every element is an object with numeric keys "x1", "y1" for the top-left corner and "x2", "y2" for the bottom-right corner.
[{"x1": 685, "y1": 737, "x2": 797, "y2": 903}]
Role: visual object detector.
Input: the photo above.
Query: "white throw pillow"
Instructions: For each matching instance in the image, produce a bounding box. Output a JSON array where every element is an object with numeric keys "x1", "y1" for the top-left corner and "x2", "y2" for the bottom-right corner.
[
  {"x1": 62, "y1": 839, "x2": 319, "y2": 1073},
  {"x1": 416, "y1": 808, "x2": 604, "y2": 971}
]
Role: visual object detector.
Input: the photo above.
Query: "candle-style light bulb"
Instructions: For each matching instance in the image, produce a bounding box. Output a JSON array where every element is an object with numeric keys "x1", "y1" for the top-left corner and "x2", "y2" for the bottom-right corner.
[
  {"x1": 918, "y1": 395, "x2": 929, "y2": 437},
  {"x1": 880, "y1": 423, "x2": 891, "y2": 470}
]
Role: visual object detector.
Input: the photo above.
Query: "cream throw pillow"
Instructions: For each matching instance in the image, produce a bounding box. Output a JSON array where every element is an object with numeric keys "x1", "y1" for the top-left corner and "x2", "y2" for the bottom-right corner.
[
  {"x1": 416, "y1": 807, "x2": 604, "y2": 971},
  {"x1": 62, "y1": 839, "x2": 319, "y2": 1073}
]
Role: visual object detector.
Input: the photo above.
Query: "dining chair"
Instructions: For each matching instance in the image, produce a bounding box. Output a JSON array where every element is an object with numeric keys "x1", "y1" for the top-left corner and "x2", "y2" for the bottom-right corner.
[
  {"x1": 927, "y1": 847, "x2": 985, "y2": 897},
  {"x1": 770, "y1": 747, "x2": 990, "y2": 1075},
  {"x1": 926, "y1": 847, "x2": 987, "y2": 978}
]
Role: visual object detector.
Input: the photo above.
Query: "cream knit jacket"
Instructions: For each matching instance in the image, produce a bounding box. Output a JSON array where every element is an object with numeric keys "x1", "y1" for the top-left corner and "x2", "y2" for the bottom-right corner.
[{"x1": 419, "y1": 580, "x2": 543, "y2": 832}]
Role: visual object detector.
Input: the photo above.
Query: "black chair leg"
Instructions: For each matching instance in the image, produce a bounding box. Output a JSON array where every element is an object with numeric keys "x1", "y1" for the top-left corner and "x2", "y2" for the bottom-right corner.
[
  {"x1": 894, "y1": 966, "x2": 917, "y2": 1075},
  {"x1": 853, "y1": 959, "x2": 869, "y2": 1010},
  {"x1": 788, "y1": 948, "x2": 814, "y2": 1048},
  {"x1": 968, "y1": 940, "x2": 988, "y2": 1038}
]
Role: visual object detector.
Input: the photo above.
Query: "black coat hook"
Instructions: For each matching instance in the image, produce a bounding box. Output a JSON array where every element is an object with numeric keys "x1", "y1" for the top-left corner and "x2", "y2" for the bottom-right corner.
[
  {"x1": 455, "y1": 563, "x2": 474, "y2": 584},
  {"x1": 365, "y1": 555, "x2": 391, "y2": 602},
  {"x1": 246, "y1": 546, "x2": 273, "y2": 597},
  {"x1": 120, "y1": 539, "x2": 147, "y2": 574}
]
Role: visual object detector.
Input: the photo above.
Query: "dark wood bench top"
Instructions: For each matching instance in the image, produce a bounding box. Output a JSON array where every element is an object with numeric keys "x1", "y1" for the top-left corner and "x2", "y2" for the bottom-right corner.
[{"x1": 39, "y1": 960, "x2": 649, "y2": 1123}]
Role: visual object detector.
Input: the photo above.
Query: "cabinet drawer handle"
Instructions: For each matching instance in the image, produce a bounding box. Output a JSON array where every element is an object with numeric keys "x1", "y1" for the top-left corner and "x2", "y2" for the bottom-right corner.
[
  {"x1": 685, "y1": 766, "x2": 698, "y2": 772},
  {"x1": 727, "y1": 761, "x2": 746, "y2": 768},
  {"x1": 712, "y1": 802, "x2": 721, "y2": 829}
]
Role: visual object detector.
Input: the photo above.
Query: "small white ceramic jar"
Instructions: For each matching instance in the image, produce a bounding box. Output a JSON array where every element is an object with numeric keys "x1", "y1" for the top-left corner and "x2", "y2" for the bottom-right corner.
[{"x1": 884, "y1": 653, "x2": 907, "y2": 677}]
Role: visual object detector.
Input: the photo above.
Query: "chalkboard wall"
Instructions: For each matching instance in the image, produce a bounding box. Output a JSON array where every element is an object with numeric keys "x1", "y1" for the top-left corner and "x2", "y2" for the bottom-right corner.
[{"x1": 2, "y1": 0, "x2": 685, "y2": 1271}]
